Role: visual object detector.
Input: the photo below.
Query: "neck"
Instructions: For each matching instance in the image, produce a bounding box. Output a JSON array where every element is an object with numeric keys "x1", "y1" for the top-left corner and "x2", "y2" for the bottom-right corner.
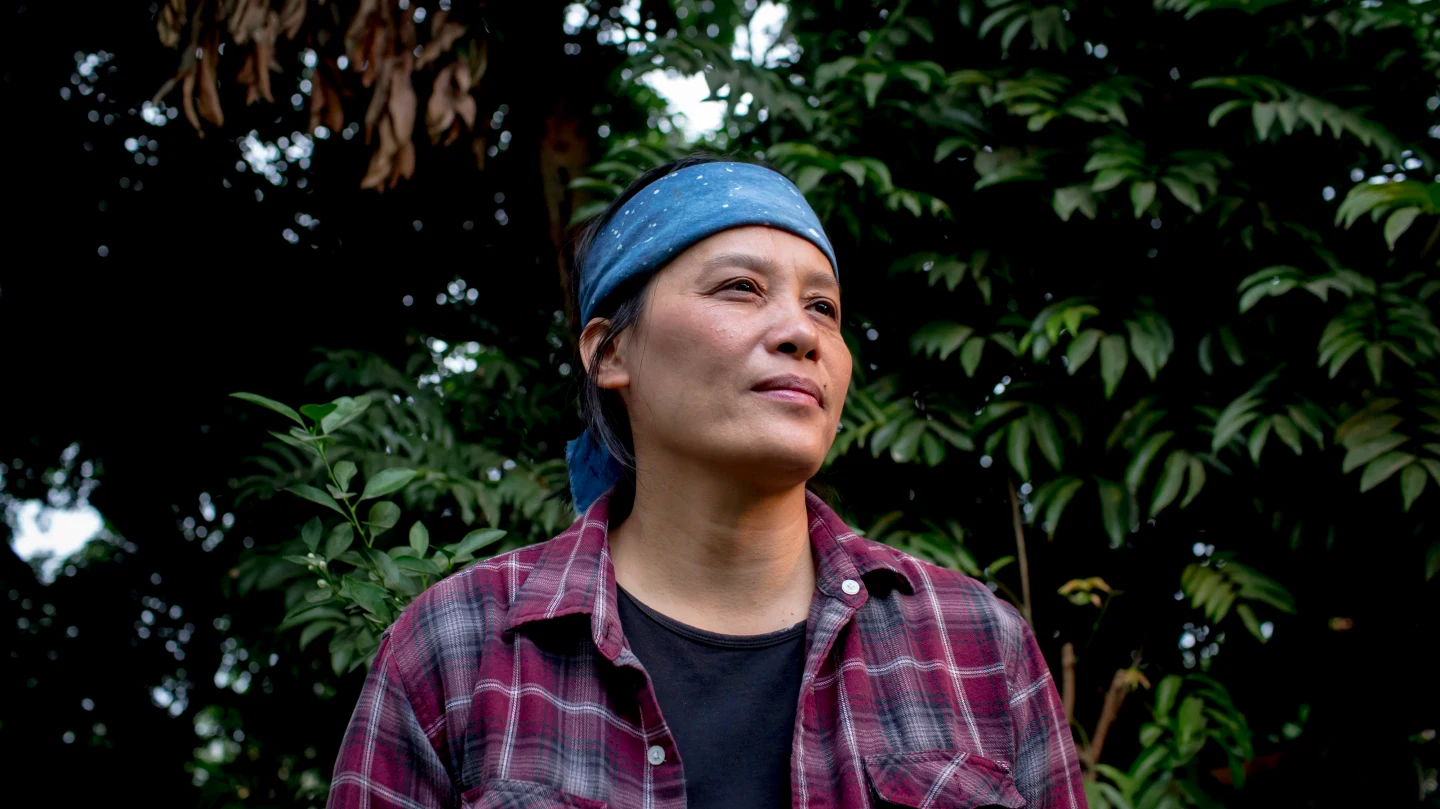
[{"x1": 606, "y1": 457, "x2": 816, "y2": 635}]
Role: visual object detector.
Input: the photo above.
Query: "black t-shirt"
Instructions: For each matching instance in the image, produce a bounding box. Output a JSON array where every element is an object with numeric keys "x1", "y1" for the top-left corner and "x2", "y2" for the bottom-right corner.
[{"x1": 616, "y1": 584, "x2": 806, "y2": 809}]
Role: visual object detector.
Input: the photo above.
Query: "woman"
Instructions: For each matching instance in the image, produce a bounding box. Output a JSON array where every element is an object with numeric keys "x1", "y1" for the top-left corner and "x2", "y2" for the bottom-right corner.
[{"x1": 328, "y1": 155, "x2": 1085, "y2": 809}]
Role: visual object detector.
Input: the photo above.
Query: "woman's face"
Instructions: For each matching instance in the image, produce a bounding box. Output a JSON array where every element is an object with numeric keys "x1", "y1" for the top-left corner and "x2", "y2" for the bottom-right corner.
[{"x1": 584, "y1": 225, "x2": 851, "y2": 490}]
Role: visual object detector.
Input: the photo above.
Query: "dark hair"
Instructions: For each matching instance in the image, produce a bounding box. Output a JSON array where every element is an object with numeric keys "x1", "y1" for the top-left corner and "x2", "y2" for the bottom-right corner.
[
  {"x1": 566, "y1": 153, "x2": 840, "y2": 510},
  {"x1": 570, "y1": 153, "x2": 732, "y2": 477}
]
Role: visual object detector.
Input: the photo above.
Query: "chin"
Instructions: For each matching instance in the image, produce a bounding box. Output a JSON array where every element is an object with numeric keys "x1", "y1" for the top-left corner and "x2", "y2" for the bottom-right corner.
[{"x1": 728, "y1": 432, "x2": 829, "y2": 485}]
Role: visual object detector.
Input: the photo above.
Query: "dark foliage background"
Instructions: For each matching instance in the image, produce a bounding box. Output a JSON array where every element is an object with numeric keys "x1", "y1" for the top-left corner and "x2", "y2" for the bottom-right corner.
[{"x1": 2, "y1": 1, "x2": 1438, "y2": 807}]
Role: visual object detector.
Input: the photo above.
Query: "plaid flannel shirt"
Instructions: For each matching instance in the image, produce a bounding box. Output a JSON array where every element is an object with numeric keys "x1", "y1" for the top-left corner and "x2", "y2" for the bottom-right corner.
[{"x1": 329, "y1": 490, "x2": 1085, "y2": 809}]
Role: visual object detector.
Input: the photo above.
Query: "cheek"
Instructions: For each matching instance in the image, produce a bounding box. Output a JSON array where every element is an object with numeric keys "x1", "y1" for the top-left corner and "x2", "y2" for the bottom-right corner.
[
  {"x1": 825, "y1": 335, "x2": 852, "y2": 398},
  {"x1": 637, "y1": 303, "x2": 747, "y2": 387}
]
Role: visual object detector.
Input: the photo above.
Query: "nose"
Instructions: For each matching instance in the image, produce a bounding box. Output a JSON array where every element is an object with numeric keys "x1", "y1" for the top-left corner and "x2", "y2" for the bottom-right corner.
[{"x1": 772, "y1": 300, "x2": 821, "y2": 361}]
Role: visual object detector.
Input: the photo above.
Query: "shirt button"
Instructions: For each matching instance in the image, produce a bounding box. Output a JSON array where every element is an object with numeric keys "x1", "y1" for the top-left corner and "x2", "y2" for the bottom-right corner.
[
  {"x1": 647, "y1": 745, "x2": 666, "y2": 766},
  {"x1": 841, "y1": 579, "x2": 861, "y2": 596}
]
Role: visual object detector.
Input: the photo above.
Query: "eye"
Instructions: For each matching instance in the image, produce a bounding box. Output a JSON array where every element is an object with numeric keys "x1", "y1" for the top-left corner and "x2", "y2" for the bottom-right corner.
[
  {"x1": 726, "y1": 279, "x2": 759, "y2": 293},
  {"x1": 810, "y1": 299, "x2": 839, "y2": 319}
]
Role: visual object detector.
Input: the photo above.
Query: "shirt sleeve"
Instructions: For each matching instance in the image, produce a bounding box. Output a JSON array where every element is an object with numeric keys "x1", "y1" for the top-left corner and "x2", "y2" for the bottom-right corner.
[
  {"x1": 1000, "y1": 604, "x2": 1087, "y2": 809},
  {"x1": 328, "y1": 630, "x2": 457, "y2": 809}
]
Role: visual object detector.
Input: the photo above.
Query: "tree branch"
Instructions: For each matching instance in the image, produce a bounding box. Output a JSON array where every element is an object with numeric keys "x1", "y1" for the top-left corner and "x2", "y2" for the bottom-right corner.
[{"x1": 1086, "y1": 667, "x2": 1132, "y2": 776}]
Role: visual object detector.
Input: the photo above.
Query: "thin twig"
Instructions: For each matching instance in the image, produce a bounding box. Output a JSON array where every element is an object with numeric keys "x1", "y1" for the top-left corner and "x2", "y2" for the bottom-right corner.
[
  {"x1": 1007, "y1": 477, "x2": 1033, "y2": 628},
  {"x1": 1061, "y1": 642, "x2": 1076, "y2": 726},
  {"x1": 1086, "y1": 668, "x2": 1132, "y2": 776}
]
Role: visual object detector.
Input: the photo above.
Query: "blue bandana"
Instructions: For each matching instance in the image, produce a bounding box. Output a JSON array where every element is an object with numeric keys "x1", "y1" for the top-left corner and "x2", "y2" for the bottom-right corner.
[{"x1": 566, "y1": 161, "x2": 838, "y2": 510}]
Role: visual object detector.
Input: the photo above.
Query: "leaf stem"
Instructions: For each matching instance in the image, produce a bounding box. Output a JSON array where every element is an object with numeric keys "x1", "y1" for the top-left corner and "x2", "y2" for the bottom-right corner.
[
  {"x1": 316, "y1": 431, "x2": 370, "y2": 548},
  {"x1": 1008, "y1": 477, "x2": 1034, "y2": 628}
]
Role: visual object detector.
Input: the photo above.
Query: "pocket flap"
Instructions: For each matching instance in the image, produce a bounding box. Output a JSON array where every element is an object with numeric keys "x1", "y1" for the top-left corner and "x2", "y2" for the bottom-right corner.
[
  {"x1": 863, "y1": 750, "x2": 1026, "y2": 808},
  {"x1": 460, "y1": 779, "x2": 608, "y2": 809}
]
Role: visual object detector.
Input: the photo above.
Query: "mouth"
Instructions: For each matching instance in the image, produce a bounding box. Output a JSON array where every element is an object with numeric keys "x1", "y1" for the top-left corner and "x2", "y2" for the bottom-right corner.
[{"x1": 751, "y1": 374, "x2": 824, "y2": 408}]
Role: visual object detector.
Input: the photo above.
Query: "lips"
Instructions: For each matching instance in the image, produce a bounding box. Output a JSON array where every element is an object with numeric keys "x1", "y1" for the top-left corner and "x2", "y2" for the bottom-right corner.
[{"x1": 752, "y1": 374, "x2": 824, "y2": 407}]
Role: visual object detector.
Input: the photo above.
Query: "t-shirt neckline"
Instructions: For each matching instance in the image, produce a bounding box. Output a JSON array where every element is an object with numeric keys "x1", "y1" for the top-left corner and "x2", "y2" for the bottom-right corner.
[{"x1": 616, "y1": 584, "x2": 806, "y2": 650}]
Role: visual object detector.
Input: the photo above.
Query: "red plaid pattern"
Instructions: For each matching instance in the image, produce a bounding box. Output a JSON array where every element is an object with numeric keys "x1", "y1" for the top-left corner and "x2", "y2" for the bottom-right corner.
[{"x1": 329, "y1": 490, "x2": 1085, "y2": 809}]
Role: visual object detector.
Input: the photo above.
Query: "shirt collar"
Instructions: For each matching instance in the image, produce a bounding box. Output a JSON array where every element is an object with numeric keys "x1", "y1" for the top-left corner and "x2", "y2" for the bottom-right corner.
[{"x1": 503, "y1": 488, "x2": 915, "y2": 648}]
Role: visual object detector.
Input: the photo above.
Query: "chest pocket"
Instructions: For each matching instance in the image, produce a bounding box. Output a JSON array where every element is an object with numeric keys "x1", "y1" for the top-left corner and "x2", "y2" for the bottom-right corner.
[
  {"x1": 460, "y1": 780, "x2": 608, "y2": 809},
  {"x1": 864, "y1": 750, "x2": 1026, "y2": 809}
]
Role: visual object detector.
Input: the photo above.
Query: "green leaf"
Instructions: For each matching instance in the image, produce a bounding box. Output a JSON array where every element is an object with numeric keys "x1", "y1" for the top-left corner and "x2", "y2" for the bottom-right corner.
[
  {"x1": 794, "y1": 165, "x2": 827, "y2": 195},
  {"x1": 394, "y1": 555, "x2": 443, "y2": 577},
  {"x1": 839, "y1": 160, "x2": 867, "y2": 186},
  {"x1": 267, "y1": 429, "x2": 321, "y2": 457},
  {"x1": 1218, "y1": 325, "x2": 1245, "y2": 366},
  {"x1": 361, "y1": 468, "x2": 419, "y2": 501},
  {"x1": 1155, "y1": 674, "x2": 1182, "y2": 718},
  {"x1": 929, "y1": 420, "x2": 975, "y2": 451},
  {"x1": 321, "y1": 396, "x2": 371, "y2": 434},
  {"x1": 934, "y1": 136, "x2": 974, "y2": 163},
  {"x1": 1053, "y1": 185, "x2": 1097, "y2": 221},
  {"x1": 1198, "y1": 333, "x2": 1214, "y2": 376},
  {"x1": 910, "y1": 321, "x2": 973, "y2": 361},
  {"x1": 1150, "y1": 451, "x2": 1189, "y2": 517},
  {"x1": 852, "y1": 159, "x2": 887, "y2": 194},
  {"x1": 1043, "y1": 478, "x2": 1084, "y2": 537},
  {"x1": 346, "y1": 578, "x2": 392, "y2": 617},
  {"x1": 1100, "y1": 335, "x2": 1129, "y2": 399},
  {"x1": 1236, "y1": 603, "x2": 1267, "y2": 643},
  {"x1": 1252, "y1": 101, "x2": 1277, "y2": 140},
  {"x1": 300, "y1": 403, "x2": 337, "y2": 423},
  {"x1": 364, "y1": 548, "x2": 415, "y2": 595},
  {"x1": 1130, "y1": 181, "x2": 1156, "y2": 218},
  {"x1": 891, "y1": 420, "x2": 928, "y2": 463},
  {"x1": 1287, "y1": 406, "x2": 1325, "y2": 447},
  {"x1": 301, "y1": 516, "x2": 323, "y2": 553},
  {"x1": 814, "y1": 56, "x2": 858, "y2": 90},
  {"x1": 230, "y1": 392, "x2": 304, "y2": 427},
  {"x1": 1400, "y1": 464, "x2": 1427, "y2": 512},
  {"x1": 1384, "y1": 207, "x2": 1421, "y2": 250},
  {"x1": 409, "y1": 521, "x2": 430, "y2": 557},
  {"x1": 367, "y1": 501, "x2": 401, "y2": 534},
  {"x1": 1067, "y1": 329, "x2": 1103, "y2": 375},
  {"x1": 1271, "y1": 414, "x2": 1304, "y2": 455},
  {"x1": 333, "y1": 461, "x2": 357, "y2": 492},
  {"x1": 1126, "y1": 432, "x2": 1174, "y2": 492},
  {"x1": 960, "y1": 336, "x2": 986, "y2": 377},
  {"x1": 1342, "y1": 433, "x2": 1409, "y2": 473},
  {"x1": 446, "y1": 528, "x2": 507, "y2": 560},
  {"x1": 1182, "y1": 456, "x2": 1207, "y2": 508},
  {"x1": 1161, "y1": 177, "x2": 1203, "y2": 213},
  {"x1": 286, "y1": 484, "x2": 347, "y2": 516},
  {"x1": 1359, "y1": 452, "x2": 1414, "y2": 493},
  {"x1": 1007, "y1": 417, "x2": 1032, "y2": 480},
  {"x1": 298, "y1": 620, "x2": 343, "y2": 651},
  {"x1": 1125, "y1": 320, "x2": 1160, "y2": 380},
  {"x1": 1247, "y1": 417, "x2": 1272, "y2": 465},
  {"x1": 920, "y1": 432, "x2": 945, "y2": 466},
  {"x1": 279, "y1": 603, "x2": 346, "y2": 631},
  {"x1": 1097, "y1": 478, "x2": 1128, "y2": 546},
  {"x1": 1207, "y1": 99, "x2": 1249, "y2": 128},
  {"x1": 1364, "y1": 343, "x2": 1384, "y2": 386},
  {"x1": 1030, "y1": 408, "x2": 1064, "y2": 471},
  {"x1": 567, "y1": 200, "x2": 610, "y2": 227},
  {"x1": 862, "y1": 72, "x2": 887, "y2": 108},
  {"x1": 1239, "y1": 279, "x2": 1297, "y2": 314},
  {"x1": 325, "y1": 523, "x2": 354, "y2": 560}
]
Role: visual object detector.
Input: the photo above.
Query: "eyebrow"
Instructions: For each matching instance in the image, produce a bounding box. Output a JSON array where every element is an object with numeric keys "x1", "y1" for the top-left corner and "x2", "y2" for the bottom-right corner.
[{"x1": 700, "y1": 250, "x2": 840, "y2": 292}]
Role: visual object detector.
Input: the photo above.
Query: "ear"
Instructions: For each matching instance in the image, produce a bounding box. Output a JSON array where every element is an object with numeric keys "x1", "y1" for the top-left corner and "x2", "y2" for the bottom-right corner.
[{"x1": 578, "y1": 317, "x2": 631, "y2": 391}]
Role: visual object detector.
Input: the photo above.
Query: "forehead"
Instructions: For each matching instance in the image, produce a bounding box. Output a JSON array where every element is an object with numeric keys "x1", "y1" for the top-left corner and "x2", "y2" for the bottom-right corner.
[{"x1": 670, "y1": 226, "x2": 838, "y2": 288}]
